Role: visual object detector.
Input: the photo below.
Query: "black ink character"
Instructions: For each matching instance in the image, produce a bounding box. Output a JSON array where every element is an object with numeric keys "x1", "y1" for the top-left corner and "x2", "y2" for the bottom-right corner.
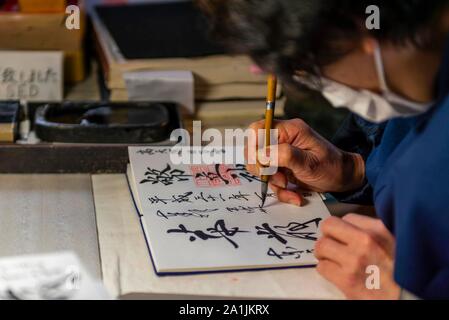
[
  {"x1": 267, "y1": 247, "x2": 314, "y2": 260},
  {"x1": 140, "y1": 164, "x2": 192, "y2": 186},
  {"x1": 226, "y1": 205, "x2": 268, "y2": 214},
  {"x1": 148, "y1": 196, "x2": 170, "y2": 205},
  {"x1": 167, "y1": 219, "x2": 249, "y2": 249},
  {"x1": 227, "y1": 164, "x2": 261, "y2": 183},
  {"x1": 194, "y1": 192, "x2": 224, "y2": 203},
  {"x1": 194, "y1": 164, "x2": 259, "y2": 186},
  {"x1": 156, "y1": 208, "x2": 218, "y2": 219},
  {"x1": 254, "y1": 192, "x2": 276, "y2": 201},
  {"x1": 255, "y1": 218, "x2": 322, "y2": 244},
  {"x1": 149, "y1": 192, "x2": 194, "y2": 204},
  {"x1": 137, "y1": 148, "x2": 170, "y2": 156},
  {"x1": 227, "y1": 191, "x2": 251, "y2": 202},
  {"x1": 194, "y1": 164, "x2": 233, "y2": 185},
  {"x1": 2, "y1": 68, "x2": 16, "y2": 83},
  {"x1": 171, "y1": 192, "x2": 193, "y2": 203}
]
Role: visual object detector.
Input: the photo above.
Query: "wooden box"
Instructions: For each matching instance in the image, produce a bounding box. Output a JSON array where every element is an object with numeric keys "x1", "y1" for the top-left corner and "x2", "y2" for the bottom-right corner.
[
  {"x1": 0, "y1": 11, "x2": 86, "y2": 83},
  {"x1": 19, "y1": 0, "x2": 66, "y2": 13}
]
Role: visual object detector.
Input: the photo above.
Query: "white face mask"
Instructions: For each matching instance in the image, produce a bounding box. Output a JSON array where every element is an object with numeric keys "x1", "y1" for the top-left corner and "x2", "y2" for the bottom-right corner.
[{"x1": 295, "y1": 43, "x2": 434, "y2": 123}]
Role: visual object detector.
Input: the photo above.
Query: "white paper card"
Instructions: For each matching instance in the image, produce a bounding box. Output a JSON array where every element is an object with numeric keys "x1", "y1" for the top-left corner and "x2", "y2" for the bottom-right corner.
[
  {"x1": 128, "y1": 147, "x2": 331, "y2": 274},
  {"x1": 0, "y1": 51, "x2": 63, "y2": 102},
  {"x1": 0, "y1": 252, "x2": 110, "y2": 300},
  {"x1": 124, "y1": 70, "x2": 194, "y2": 114}
]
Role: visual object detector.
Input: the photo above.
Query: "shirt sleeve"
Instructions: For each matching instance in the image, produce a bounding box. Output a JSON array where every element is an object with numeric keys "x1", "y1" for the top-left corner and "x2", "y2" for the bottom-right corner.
[
  {"x1": 330, "y1": 114, "x2": 387, "y2": 205},
  {"x1": 400, "y1": 289, "x2": 421, "y2": 300},
  {"x1": 391, "y1": 159, "x2": 449, "y2": 299}
]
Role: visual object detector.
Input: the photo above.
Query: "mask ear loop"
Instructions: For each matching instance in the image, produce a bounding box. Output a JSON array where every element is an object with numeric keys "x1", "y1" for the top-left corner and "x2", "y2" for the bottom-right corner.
[
  {"x1": 373, "y1": 42, "x2": 389, "y2": 93},
  {"x1": 373, "y1": 41, "x2": 435, "y2": 112}
]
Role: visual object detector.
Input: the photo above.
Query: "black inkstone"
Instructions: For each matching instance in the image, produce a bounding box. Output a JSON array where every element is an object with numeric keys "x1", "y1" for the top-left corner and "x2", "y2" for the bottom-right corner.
[{"x1": 34, "y1": 102, "x2": 180, "y2": 144}]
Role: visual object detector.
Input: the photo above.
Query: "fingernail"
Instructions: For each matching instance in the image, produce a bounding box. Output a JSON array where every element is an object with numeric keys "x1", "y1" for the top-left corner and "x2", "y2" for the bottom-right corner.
[
  {"x1": 277, "y1": 182, "x2": 287, "y2": 189},
  {"x1": 257, "y1": 149, "x2": 269, "y2": 166},
  {"x1": 288, "y1": 198, "x2": 301, "y2": 207},
  {"x1": 269, "y1": 179, "x2": 286, "y2": 189}
]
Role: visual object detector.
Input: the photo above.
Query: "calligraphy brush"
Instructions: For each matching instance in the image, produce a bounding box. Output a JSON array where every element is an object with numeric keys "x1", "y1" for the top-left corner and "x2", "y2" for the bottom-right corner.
[{"x1": 260, "y1": 74, "x2": 277, "y2": 208}]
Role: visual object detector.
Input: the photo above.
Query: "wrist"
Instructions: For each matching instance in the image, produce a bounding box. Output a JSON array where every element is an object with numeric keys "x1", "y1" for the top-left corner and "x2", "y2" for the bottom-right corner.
[{"x1": 340, "y1": 152, "x2": 366, "y2": 192}]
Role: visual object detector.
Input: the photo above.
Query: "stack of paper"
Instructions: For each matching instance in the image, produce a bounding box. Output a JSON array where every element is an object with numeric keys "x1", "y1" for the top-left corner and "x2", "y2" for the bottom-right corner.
[{"x1": 92, "y1": 1, "x2": 282, "y2": 112}]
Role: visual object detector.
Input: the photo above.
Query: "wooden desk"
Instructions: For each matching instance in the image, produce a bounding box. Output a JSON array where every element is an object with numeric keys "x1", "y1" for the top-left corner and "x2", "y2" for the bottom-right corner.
[
  {"x1": 0, "y1": 174, "x2": 101, "y2": 278},
  {"x1": 0, "y1": 173, "x2": 347, "y2": 299}
]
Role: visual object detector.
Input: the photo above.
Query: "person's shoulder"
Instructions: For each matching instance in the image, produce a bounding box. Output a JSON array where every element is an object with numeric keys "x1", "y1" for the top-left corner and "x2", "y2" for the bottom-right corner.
[{"x1": 390, "y1": 102, "x2": 449, "y2": 207}]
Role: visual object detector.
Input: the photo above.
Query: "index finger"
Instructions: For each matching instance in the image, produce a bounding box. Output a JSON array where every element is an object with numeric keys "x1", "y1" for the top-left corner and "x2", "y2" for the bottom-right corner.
[
  {"x1": 247, "y1": 120, "x2": 278, "y2": 167},
  {"x1": 249, "y1": 118, "x2": 314, "y2": 147},
  {"x1": 342, "y1": 214, "x2": 395, "y2": 256},
  {"x1": 248, "y1": 119, "x2": 287, "y2": 148}
]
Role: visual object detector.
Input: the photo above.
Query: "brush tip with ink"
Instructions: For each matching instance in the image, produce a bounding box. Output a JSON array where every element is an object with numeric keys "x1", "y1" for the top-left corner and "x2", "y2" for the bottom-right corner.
[{"x1": 260, "y1": 179, "x2": 268, "y2": 208}]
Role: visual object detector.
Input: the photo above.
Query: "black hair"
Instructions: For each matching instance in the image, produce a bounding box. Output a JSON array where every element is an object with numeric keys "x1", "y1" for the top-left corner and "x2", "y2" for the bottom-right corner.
[{"x1": 198, "y1": 0, "x2": 449, "y2": 82}]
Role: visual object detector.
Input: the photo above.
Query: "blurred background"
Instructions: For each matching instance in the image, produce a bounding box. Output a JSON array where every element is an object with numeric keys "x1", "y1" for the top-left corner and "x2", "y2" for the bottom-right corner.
[{"x1": 0, "y1": 0, "x2": 347, "y2": 144}]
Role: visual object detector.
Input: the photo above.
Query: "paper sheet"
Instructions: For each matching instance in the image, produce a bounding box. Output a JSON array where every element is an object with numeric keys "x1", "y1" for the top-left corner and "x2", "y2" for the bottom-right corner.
[
  {"x1": 0, "y1": 252, "x2": 110, "y2": 300},
  {"x1": 124, "y1": 70, "x2": 194, "y2": 113},
  {"x1": 128, "y1": 147, "x2": 331, "y2": 274}
]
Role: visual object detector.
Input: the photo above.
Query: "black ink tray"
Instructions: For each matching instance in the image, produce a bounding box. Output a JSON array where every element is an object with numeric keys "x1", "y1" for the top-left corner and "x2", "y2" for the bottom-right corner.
[
  {"x1": 0, "y1": 101, "x2": 183, "y2": 173},
  {"x1": 34, "y1": 101, "x2": 179, "y2": 144}
]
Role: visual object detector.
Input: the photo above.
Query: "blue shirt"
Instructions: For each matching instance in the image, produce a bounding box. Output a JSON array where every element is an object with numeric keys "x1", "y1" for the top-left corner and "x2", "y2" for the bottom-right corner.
[{"x1": 363, "y1": 48, "x2": 449, "y2": 299}]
